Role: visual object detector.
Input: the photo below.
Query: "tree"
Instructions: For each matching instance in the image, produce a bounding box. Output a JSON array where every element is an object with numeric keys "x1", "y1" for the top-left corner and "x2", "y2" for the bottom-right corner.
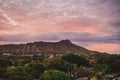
[
  {"x1": 62, "y1": 54, "x2": 89, "y2": 67},
  {"x1": 0, "y1": 58, "x2": 12, "y2": 78},
  {"x1": 5, "y1": 66, "x2": 32, "y2": 80},
  {"x1": 43, "y1": 58, "x2": 72, "y2": 72},
  {"x1": 0, "y1": 58, "x2": 12, "y2": 68},
  {"x1": 96, "y1": 54, "x2": 120, "y2": 73},
  {"x1": 0, "y1": 68, "x2": 6, "y2": 78},
  {"x1": 24, "y1": 62, "x2": 45, "y2": 78},
  {"x1": 32, "y1": 63, "x2": 45, "y2": 78},
  {"x1": 39, "y1": 70, "x2": 73, "y2": 80},
  {"x1": 99, "y1": 64, "x2": 111, "y2": 74}
]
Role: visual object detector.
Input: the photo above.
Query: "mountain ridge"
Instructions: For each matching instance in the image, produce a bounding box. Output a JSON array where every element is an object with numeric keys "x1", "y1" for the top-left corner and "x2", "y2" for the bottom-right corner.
[{"x1": 0, "y1": 40, "x2": 99, "y2": 55}]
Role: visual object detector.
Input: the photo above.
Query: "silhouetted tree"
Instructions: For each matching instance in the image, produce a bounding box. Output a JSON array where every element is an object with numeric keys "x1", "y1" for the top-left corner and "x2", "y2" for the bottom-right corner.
[{"x1": 62, "y1": 54, "x2": 89, "y2": 67}]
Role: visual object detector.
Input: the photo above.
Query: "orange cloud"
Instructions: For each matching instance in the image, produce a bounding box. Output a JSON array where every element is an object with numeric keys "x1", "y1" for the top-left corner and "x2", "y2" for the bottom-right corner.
[{"x1": 88, "y1": 43, "x2": 120, "y2": 54}]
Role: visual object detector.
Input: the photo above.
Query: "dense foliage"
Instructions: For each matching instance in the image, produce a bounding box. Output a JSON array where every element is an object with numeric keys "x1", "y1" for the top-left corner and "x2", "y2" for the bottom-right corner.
[
  {"x1": 96, "y1": 54, "x2": 120, "y2": 73},
  {"x1": 39, "y1": 70, "x2": 72, "y2": 80},
  {"x1": 62, "y1": 54, "x2": 89, "y2": 67},
  {"x1": 0, "y1": 53, "x2": 120, "y2": 80},
  {"x1": 24, "y1": 63, "x2": 45, "y2": 78}
]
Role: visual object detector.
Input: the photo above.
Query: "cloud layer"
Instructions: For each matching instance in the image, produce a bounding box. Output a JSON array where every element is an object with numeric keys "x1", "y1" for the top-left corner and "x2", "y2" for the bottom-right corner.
[{"x1": 0, "y1": 0, "x2": 120, "y2": 54}]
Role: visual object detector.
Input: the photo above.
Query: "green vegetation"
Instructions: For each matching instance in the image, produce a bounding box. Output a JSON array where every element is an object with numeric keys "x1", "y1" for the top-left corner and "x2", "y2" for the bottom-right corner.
[
  {"x1": 0, "y1": 53, "x2": 120, "y2": 80},
  {"x1": 62, "y1": 53, "x2": 89, "y2": 67},
  {"x1": 24, "y1": 63, "x2": 45, "y2": 78},
  {"x1": 39, "y1": 70, "x2": 72, "y2": 80},
  {"x1": 5, "y1": 66, "x2": 32, "y2": 80}
]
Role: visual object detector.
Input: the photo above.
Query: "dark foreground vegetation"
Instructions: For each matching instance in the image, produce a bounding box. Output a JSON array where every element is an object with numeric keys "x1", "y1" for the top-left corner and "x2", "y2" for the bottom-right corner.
[{"x1": 0, "y1": 53, "x2": 120, "y2": 80}]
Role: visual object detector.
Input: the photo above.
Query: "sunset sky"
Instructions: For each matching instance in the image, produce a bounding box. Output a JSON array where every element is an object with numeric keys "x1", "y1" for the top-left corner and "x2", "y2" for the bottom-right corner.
[{"x1": 0, "y1": 0, "x2": 120, "y2": 54}]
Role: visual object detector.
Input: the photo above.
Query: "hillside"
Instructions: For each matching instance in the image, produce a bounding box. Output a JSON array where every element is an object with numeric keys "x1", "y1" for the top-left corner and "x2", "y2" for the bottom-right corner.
[{"x1": 0, "y1": 40, "x2": 98, "y2": 55}]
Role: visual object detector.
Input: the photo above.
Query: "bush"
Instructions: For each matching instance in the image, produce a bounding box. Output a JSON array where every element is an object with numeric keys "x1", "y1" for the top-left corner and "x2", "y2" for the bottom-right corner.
[
  {"x1": 43, "y1": 59, "x2": 72, "y2": 73},
  {"x1": 62, "y1": 54, "x2": 89, "y2": 67},
  {"x1": 0, "y1": 68, "x2": 6, "y2": 78},
  {"x1": 0, "y1": 58, "x2": 12, "y2": 68},
  {"x1": 39, "y1": 70, "x2": 73, "y2": 80},
  {"x1": 24, "y1": 62, "x2": 45, "y2": 78},
  {"x1": 5, "y1": 66, "x2": 32, "y2": 80}
]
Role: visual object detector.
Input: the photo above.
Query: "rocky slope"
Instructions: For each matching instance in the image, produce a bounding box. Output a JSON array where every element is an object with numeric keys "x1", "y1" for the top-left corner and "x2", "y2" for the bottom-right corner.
[{"x1": 0, "y1": 40, "x2": 96, "y2": 55}]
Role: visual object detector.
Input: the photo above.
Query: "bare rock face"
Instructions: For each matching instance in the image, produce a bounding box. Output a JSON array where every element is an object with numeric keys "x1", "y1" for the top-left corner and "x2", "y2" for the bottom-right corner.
[{"x1": 0, "y1": 40, "x2": 92, "y2": 55}]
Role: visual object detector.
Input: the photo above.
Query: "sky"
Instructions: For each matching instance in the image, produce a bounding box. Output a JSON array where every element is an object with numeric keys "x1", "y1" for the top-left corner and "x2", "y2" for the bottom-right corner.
[{"x1": 0, "y1": 0, "x2": 120, "y2": 54}]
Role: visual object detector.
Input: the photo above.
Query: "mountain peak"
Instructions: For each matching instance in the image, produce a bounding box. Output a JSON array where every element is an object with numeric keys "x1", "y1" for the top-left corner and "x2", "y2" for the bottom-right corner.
[
  {"x1": 59, "y1": 39, "x2": 72, "y2": 44},
  {"x1": 0, "y1": 39, "x2": 92, "y2": 55}
]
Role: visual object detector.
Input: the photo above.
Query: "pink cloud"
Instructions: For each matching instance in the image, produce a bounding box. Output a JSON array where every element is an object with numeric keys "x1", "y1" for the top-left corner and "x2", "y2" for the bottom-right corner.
[
  {"x1": 57, "y1": 21, "x2": 107, "y2": 35},
  {"x1": 0, "y1": 0, "x2": 119, "y2": 54},
  {"x1": 88, "y1": 43, "x2": 120, "y2": 54}
]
